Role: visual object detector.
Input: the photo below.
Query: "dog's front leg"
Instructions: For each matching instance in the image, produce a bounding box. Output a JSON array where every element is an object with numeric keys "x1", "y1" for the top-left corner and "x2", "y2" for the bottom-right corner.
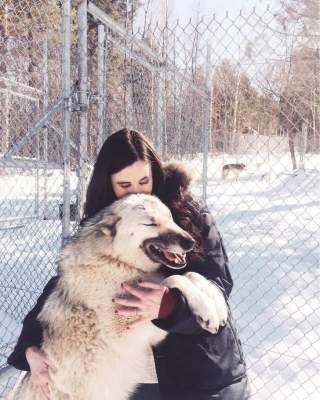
[
  {"x1": 162, "y1": 274, "x2": 227, "y2": 334},
  {"x1": 184, "y1": 272, "x2": 228, "y2": 326}
]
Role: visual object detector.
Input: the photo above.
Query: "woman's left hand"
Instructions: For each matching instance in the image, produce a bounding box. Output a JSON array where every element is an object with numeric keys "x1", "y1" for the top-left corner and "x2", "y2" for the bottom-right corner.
[{"x1": 113, "y1": 281, "x2": 167, "y2": 328}]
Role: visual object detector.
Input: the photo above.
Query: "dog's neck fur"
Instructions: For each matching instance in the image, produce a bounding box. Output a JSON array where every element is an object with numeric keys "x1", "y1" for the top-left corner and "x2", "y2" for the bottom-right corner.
[
  {"x1": 60, "y1": 236, "x2": 148, "y2": 276},
  {"x1": 82, "y1": 253, "x2": 148, "y2": 276},
  {"x1": 58, "y1": 237, "x2": 160, "y2": 309}
]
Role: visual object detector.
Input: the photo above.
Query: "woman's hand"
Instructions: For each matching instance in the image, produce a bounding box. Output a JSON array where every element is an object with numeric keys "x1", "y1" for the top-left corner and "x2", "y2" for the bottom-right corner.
[
  {"x1": 113, "y1": 281, "x2": 168, "y2": 328},
  {"x1": 25, "y1": 346, "x2": 51, "y2": 400}
]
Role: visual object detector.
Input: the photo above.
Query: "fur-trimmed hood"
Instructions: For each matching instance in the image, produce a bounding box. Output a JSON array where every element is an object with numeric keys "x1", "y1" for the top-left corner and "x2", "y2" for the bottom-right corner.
[
  {"x1": 163, "y1": 161, "x2": 193, "y2": 202},
  {"x1": 161, "y1": 162, "x2": 204, "y2": 264}
]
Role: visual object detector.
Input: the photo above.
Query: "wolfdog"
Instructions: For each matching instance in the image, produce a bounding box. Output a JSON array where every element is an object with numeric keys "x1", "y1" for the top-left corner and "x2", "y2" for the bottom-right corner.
[
  {"x1": 222, "y1": 163, "x2": 246, "y2": 180},
  {"x1": 9, "y1": 194, "x2": 227, "y2": 400}
]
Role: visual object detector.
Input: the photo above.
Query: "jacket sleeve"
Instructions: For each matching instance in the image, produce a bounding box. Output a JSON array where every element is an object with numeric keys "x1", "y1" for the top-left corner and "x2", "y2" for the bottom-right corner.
[
  {"x1": 198, "y1": 210, "x2": 233, "y2": 298},
  {"x1": 7, "y1": 276, "x2": 58, "y2": 371},
  {"x1": 153, "y1": 210, "x2": 232, "y2": 335}
]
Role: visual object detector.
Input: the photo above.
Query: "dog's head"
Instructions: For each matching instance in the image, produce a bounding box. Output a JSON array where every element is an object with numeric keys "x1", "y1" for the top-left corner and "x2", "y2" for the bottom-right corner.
[{"x1": 83, "y1": 194, "x2": 195, "y2": 272}]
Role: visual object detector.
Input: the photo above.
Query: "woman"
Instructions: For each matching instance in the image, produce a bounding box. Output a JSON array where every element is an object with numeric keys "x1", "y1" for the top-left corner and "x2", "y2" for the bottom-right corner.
[{"x1": 8, "y1": 128, "x2": 249, "y2": 400}]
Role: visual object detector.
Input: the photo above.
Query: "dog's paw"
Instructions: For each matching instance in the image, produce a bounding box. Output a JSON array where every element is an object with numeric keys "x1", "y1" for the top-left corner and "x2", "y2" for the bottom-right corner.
[
  {"x1": 185, "y1": 271, "x2": 204, "y2": 284},
  {"x1": 189, "y1": 295, "x2": 221, "y2": 334},
  {"x1": 185, "y1": 272, "x2": 228, "y2": 327}
]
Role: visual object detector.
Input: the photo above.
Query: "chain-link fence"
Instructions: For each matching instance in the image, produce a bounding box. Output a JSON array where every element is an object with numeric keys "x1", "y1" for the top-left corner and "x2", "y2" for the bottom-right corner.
[{"x1": 0, "y1": 0, "x2": 319, "y2": 398}]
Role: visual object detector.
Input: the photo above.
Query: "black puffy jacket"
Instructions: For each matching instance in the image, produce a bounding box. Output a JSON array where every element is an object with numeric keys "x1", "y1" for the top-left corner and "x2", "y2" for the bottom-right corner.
[{"x1": 152, "y1": 210, "x2": 249, "y2": 400}]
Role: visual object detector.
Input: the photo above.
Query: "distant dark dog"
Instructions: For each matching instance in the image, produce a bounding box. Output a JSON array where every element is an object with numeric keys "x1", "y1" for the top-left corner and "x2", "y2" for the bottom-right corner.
[{"x1": 222, "y1": 163, "x2": 246, "y2": 180}]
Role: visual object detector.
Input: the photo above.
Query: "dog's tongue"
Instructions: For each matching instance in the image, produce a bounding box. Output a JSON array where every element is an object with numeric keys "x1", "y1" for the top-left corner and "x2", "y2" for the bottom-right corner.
[{"x1": 163, "y1": 250, "x2": 186, "y2": 264}]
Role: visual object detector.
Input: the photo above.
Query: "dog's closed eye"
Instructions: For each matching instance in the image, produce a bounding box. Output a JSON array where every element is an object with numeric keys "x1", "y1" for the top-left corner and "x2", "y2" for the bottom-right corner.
[{"x1": 142, "y1": 223, "x2": 158, "y2": 227}]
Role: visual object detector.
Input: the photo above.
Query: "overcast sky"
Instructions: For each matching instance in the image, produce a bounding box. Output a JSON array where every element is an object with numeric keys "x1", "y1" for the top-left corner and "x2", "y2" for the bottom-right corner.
[
  {"x1": 174, "y1": 0, "x2": 281, "y2": 21},
  {"x1": 138, "y1": 0, "x2": 280, "y2": 27},
  {"x1": 173, "y1": 0, "x2": 260, "y2": 21}
]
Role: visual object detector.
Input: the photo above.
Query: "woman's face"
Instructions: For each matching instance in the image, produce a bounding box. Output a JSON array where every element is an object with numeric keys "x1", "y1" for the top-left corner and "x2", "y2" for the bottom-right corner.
[{"x1": 111, "y1": 160, "x2": 153, "y2": 199}]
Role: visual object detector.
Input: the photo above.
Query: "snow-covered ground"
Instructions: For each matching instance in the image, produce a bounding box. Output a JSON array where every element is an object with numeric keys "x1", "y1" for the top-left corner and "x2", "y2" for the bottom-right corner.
[
  {"x1": 201, "y1": 154, "x2": 320, "y2": 400},
  {"x1": 0, "y1": 152, "x2": 319, "y2": 399}
]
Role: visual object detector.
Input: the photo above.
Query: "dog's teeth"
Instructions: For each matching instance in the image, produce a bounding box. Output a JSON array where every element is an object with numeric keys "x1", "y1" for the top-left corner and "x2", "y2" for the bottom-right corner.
[
  {"x1": 162, "y1": 249, "x2": 187, "y2": 264},
  {"x1": 176, "y1": 253, "x2": 186, "y2": 263}
]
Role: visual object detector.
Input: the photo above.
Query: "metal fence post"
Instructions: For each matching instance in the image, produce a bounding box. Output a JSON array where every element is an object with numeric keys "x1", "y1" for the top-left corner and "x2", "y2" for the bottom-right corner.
[
  {"x1": 97, "y1": 24, "x2": 106, "y2": 153},
  {"x1": 126, "y1": 78, "x2": 134, "y2": 129},
  {"x1": 150, "y1": 70, "x2": 155, "y2": 143},
  {"x1": 173, "y1": 36, "x2": 182, "y2": 159},
  {"x1": 152, "y1": 71, "x2": 158, "y2": 148},
  {"x1": 2, "y1": 5, "x2": 10, "y2": 153},
  {"x1": 35, "y1": 120, "x2": 40, "y2": 219},
  {"x1": 77, "y1": 0, "x2": 88, "y2": 222},
  {"x1": 299, "y1": 123, "x2": 308, "y2": 170},
  {"x1": 43, "y1": 37, "x2": 49, "y2": 219},
  {"x1": 62, "y1": 0, "x2": 71, "y2": 240},
  {"x1": 162, "y1": 69, "x2": 167, "y2": 160},
  {"x1": 202, "y1": 44, "x2": 212, "y2": 204},
  {"x1": 155, "y1": 64, "x2": 165, "y2": 157},
  {"x1": 3, "y1": 89, "x2": 10, "y2": 153}
]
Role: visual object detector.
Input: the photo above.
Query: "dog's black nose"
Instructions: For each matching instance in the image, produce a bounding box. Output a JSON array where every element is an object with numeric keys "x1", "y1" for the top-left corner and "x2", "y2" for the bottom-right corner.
[{"x1": 179, "y1": 235, "x2": 195, "y2": 251}]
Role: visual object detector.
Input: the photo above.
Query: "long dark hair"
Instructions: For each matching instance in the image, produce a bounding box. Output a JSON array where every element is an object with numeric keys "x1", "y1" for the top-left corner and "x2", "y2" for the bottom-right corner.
[{"x1": 82, "y1": 129, "x2": 165, "y2": 222}]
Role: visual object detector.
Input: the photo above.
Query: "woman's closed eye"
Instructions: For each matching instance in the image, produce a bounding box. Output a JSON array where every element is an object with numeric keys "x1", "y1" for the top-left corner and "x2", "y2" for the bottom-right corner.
[
  {"x1": 139, "y1": 178, "x2": 149, "y2": 185},
  {"x1": 118, "y1": 178, "x2": 149, "y2": 189}
]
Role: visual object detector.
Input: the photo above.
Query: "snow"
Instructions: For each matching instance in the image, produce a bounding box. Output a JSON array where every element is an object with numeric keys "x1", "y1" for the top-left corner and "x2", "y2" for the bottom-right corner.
[
  {"x1": 0, "y1": 312, "x2": 21, "y2": 398},
  {"x1": 199, "y1": 153, "x2": 320, "y2": 400},
  {"x1": 0, "y1": 311, "x2": 21, "y2": 364},
  {"x1": 0, "y1": 152, "x2": 319, "y2": 399}
]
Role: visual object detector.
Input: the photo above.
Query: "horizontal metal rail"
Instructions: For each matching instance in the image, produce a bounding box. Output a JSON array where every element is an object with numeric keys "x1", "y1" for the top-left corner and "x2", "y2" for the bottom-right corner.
[
  {"x1": 88, "y1": 2, "x2": 208, "y2": 99},
  {"x1": 0, "y1": 98, "x2": 65, "y2": 160}
]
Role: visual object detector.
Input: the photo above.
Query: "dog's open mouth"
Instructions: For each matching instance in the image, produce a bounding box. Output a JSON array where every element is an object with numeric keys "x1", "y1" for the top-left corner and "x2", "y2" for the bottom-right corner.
[{"x1": 143, "y1": 241, "x2": 187, "y2": 269}]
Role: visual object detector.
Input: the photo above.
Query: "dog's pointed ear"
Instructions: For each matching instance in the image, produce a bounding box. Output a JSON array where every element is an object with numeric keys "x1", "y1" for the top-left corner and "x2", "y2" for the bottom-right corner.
[{"x1": 97, "y1": 214, "x2": 122, "y2": 239}]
